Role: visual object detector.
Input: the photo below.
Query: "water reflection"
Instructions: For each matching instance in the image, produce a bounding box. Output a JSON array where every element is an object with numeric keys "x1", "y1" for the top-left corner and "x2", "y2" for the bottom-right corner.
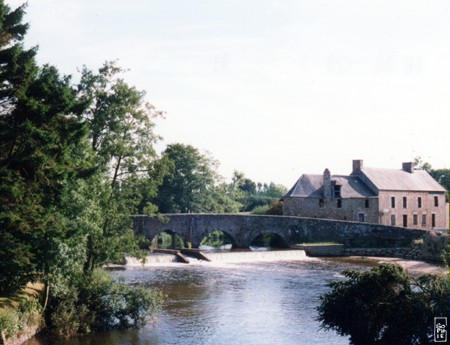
[{"x1": 26, "y1": 258, "x2": 371, "y2": 345}]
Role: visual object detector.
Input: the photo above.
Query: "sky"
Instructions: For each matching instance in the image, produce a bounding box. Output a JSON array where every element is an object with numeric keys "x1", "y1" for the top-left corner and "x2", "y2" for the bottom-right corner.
[{"x1": 6, "y1": 0, "x2": 450, "y2": 187}]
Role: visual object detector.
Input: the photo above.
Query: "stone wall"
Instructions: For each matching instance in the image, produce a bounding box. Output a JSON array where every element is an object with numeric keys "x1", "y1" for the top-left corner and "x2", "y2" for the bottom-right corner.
[
  {"x1": 344, "y1": 234, "x2": 448, "y2": 262},
  {"x1": 283, "y1": 196, "x2": 380, "y2": 223}
]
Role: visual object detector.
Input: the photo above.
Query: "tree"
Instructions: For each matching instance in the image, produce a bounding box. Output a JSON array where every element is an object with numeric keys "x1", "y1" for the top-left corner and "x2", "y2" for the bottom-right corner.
[
  {"x1": 317, "y1": 263, "x2": 450, "y2": 345},
  {"x1": 0, "y1": 3, "x2": 164, "y2": 336},
  {"x1": 414, "y1": 156, "x2": 450, "y2": 202},
  {"x1": 0, "y1": 0, "x2": 93, "y2": 292},
  {"x1": 76, "y1": 61, "x2": 163, "y2": 269},
  {"x1": 153, "y1": 144, "x2": 241, "y2": 213},
  {"x1": 429, "y1": 168, "x2": 450, "y2": 203},
  {"x1": 414, "y1": 156, "x2": 432, "y2": 173},
  {"x1": 229, "y1": 171, "x2": 287, "y2": 212}
]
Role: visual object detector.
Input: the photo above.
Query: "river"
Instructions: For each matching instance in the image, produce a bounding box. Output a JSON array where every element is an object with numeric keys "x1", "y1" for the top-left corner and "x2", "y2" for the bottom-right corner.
[{"x1": 26, "y1": 252, "x2": 374, "y2": 345}]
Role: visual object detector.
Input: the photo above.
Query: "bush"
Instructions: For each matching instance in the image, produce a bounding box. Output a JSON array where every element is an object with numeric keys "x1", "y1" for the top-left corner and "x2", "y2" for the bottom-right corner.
[
  {"x1": 48, "y1": 269, "x2": 163, "y2": 337},
  {"x1": 0, "y1": 299, "x2": 42, "y2": 339},
  {"x1": 317, "y1": 263, "x2": 450, "y2": 345},
  {"x1": 251, "y1": 205, "x2": 270, "y2": 214},
  {"x1": 50, "y1": 292, "x2": 91, "y2": 337},
  {"x1": 266, "y1": 200, "x2": 283, "y2": 215},
  {"x1": 0, "y1": 308, "x2": 20, "y2": 339}
]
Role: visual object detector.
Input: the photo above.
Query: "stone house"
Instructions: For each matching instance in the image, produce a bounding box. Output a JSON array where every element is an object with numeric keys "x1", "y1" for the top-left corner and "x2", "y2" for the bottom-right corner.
[{"x1": 283, "y1": 160, "x2": 449, "y2": 230}]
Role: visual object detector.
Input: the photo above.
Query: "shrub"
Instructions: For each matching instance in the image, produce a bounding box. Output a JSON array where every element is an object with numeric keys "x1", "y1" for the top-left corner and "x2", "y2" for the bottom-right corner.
[
  {"x1": 317, "y1": 263, "x2": 450, "y2": 345},
  {"x1": 50, "y1": 292, "x2": 91, "y2": 338},
  {"x1": 48, "y1": 269, "x2": 164, "y2": 337},
  {"x1": 0, "y1": 299, "x2": 42, "y2": 339},
  {"x1": 251, "y1": 205, "x2": 270, "y2": 215},
  {"x1": 0, "y1": 308, "x2": 20, "y2": 339}
]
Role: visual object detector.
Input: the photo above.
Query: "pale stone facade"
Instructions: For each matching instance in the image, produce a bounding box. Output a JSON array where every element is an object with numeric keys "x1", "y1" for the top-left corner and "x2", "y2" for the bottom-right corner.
[{"x1": 283, "y1": 160, "x2": 449, "y2": 230}]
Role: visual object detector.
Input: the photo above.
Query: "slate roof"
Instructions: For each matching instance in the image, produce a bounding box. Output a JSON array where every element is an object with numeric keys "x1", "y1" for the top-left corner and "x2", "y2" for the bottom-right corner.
[
  {"x1": 358, "y1": 167, "x2": 446, "y2": 192},
  {"x1": 285, "y1": 174, "x2": 377, "y2": 198}
]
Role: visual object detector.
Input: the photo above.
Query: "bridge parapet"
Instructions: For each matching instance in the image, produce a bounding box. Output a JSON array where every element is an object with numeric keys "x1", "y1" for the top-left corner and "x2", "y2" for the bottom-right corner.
[{"x1": 132, "y1": 214, "x2": 427, "y2": 249}]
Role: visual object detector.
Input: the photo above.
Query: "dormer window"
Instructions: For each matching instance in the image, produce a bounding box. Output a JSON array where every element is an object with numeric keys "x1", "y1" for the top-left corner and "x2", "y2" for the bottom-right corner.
[{"x1": 333, "y1": 185, "x2": 341, "y2": 198}]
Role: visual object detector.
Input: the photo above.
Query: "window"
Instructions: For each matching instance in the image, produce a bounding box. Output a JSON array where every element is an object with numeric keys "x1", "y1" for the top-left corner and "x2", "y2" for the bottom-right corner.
[
  {"x1": 413, "y1": 214, "x2": 418, "y2": 225},
  {"x1": 434, "y1": 196, "x2": 439, "y2": 207},
  {"x1": 365, "y1": 199, "x2": 369, "y2": 208},
  {"x1": 391, "y1": 215, "x2": 396, "y2": 226},
  {"x1": 422, "y1": 214, "x2": 427, "y2": 226},
  {"x1": 403, "y1": 215, "x2": 408, "y2": 227},
  {"x1": 319, "y1": 199, "x2": 324, "y2": 208},
  {"x1": 432, "y1": 214, "x2": 436, "y2": 228},
  {"x1": 402, "y1": 197, "x2": 407, "y2": 208},
  {"x1": 391, "y1": 197, "x2": 396, "y2": 208},
  {"x1": 334, "y1": 185, "x2": 341, "y2": 198},
  {"x1": 417, "y1": 197, "x2": 422, "y2": 208},
  {"x1": 337, "y1": 199, "x2": 342, "y2": 208},
  {"x1": 358, "y1": 213, "x2": 366, "y2": 222}
]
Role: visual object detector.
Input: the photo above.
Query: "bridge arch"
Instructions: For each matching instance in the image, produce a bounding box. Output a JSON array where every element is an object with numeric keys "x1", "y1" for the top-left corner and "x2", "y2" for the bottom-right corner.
[
  {"x1": 152, "y1": 230, "x2": 185, "y2": 249},
  {"x1": 200, "y1": 229, "x2": 238, "y2": 249},
  {"x1": 250, "y1": 232, "x2": 289, "y2": 248}
]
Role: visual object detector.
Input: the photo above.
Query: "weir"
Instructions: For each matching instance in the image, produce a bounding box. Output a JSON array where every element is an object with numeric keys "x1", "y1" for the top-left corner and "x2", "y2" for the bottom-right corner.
[
  {"x1": 125, "y1": 254, "x2": 179, "y2": 266},
  {"x1": 201, "y1": 249, "x2": 308, "y2": 262},
  {"x1": 125, "y1": 249, "x2": 308, "y2": 265}
]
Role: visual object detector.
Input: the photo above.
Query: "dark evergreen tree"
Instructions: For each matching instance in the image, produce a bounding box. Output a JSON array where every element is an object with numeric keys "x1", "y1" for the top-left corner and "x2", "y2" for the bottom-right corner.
[{"x1": 0, "y1": 0, "x2": 97, "y2": 293}]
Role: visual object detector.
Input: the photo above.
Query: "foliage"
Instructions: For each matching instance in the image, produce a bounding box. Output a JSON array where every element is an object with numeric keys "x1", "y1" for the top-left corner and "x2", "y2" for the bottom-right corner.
[
  {"x1": 0, "y1": 3, "x2": 163, "y2": 339},
  {"x1": 231, "y1": 171, "x2": 287, "y2": 212},
  {"x1": 266, "y1": 200, "x2": 284, "y2": 215},
  {"x1": 317, "y1": 263, "x2": 450, "y2": 345},
  {"x1": 251, "y1": 200, "x2": 284, "y2": 215},
  {"x1": 414, "y1": 156, "x2": 450, "y2": 201},
  {"x1": 430, "y1": 168, "x2": 450, "y2": 202},
  {"x1": 0, "y1": 2, "x2": 88, "y2": 293},
  {"x1": 251, "y1": 205, "x2": 270, "y2": 215},
  {"x1": 152, "y1": 144, "x2": 241, "y2": 213},
  {"x1": 48, "y1": 269, "x2": 163, "y2": 337},
  {"x1": 0, "y1": 299, "x2": 42, "y2": 339},
  {"x1": 76, "y1": 61, "x2": 163, "y2": 270},
  {"x1": 0, "y1": 308, "x2": 20, "y2": 339},
  {"x1": 442, "y1": 242, "x2": 450, "y2": 267}
]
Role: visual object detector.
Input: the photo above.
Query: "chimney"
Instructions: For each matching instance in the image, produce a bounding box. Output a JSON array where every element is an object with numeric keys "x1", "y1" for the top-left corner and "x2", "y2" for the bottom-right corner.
[
  {"x1": 323, "y1": 168, "x2": 331, "y2": 199},
  {"x1": 352, "y1": 159, "x2": 363, "y2": 174},
  {"x1": 402, "y1": 162, "x2": 414, "y2": 173}
]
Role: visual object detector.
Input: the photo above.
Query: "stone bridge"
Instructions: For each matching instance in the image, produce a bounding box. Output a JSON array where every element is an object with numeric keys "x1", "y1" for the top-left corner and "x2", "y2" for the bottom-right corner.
[{"x1": 132, "y1": 214, "x2": 428, "y2": 249}]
